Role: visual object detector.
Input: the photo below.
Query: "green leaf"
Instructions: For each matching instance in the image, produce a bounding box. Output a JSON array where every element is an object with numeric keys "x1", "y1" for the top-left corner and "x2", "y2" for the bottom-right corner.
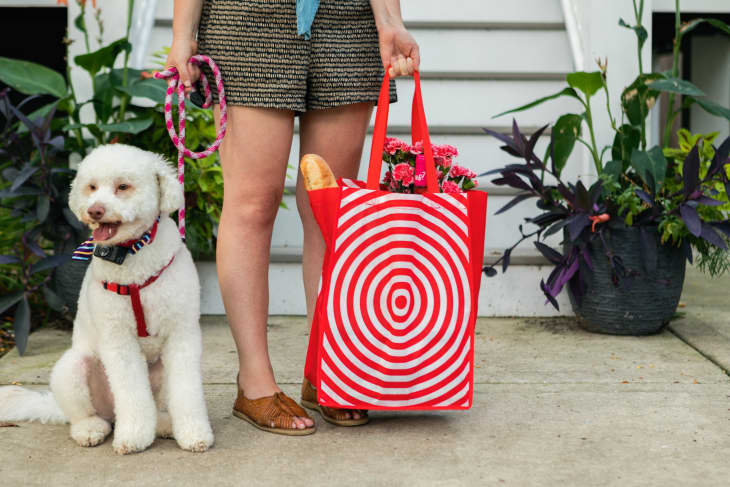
[
  {"x1": 92, "y1": 72, "x2": 115, "y2": 123},
  {"x1": 619, "y1": 18, "x2": 648, "y2": 49},
  {"x1": 0, "y1": 57, "x2": 67, "y2": 98},
  {"x1": 603, "y1": 160, "x2": 623, "y2": 181},
  {"x1": 621, "y1": 74, "x2": 662, "y2": 126},
  {"x1": 681, "y1": 18, "x2": 730, "y2": 37},
  {"x1": 648, "y1": 77, "x2": 705, "y2": 96},
  {"x1": 566, "y1": 71, "x2": 604, "y2": 99},
  {"x1": 74, "y1": 38, "x2": 131, "y2": 77},
  {"x1": 37, "y1": 195, "x2": 50, "y2": 223},
  {"x1": 707, "y1": 18, "x2": 730, "y2": 36},
  {"x1": 73, "y1": 12, "x2": 86, "y2": 33},
  {"x1": 98, "y1": 118, "x2": 153, "y2": 134},
  {"x1": 493, "y1": 87, "x2": 580, "y2": 118},
  {"x1": 550, "y1": 113, "x2": 582, "y2": 177},
  {"x1": 612, "y1": 124, "x2": 641, "y2": 165},
  {"x1": 109, "y1": 67, "x2": 145, "y2": 91},
  {"x1": 14, "y1": 296, "x2": 30, "y2": 356},
  {"x1": 0, "y1": 291, "x2": 24, "y2": 315},
  {"x1": 118, "y1": 78, "x2": 167, "y2": 102},
  {"x1": 631, "y1": 146, "x2": 667, "y2": 191},
  {"x1": 694, "y1": 98, "x2": 730, "y2": 122}
]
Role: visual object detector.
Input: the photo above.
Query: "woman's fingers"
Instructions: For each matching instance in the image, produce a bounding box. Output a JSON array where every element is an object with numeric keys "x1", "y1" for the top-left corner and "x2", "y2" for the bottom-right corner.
[
  {"x1": 166, "y1": 39, "x2": 199, "y2": 94},
  {"x1": 388, "y1": 55, "x2": 416, "y2": 77},
  {"x1": 177, "y1": 63, "x2": 193, "y2": 92},
  {"x1": 188, "y1": 63, "x2": 201, "y2": 86}
]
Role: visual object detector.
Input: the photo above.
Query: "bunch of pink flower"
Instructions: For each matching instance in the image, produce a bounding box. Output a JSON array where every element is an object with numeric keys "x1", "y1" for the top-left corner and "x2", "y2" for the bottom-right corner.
[{"x1": 381, "y1": 137, "x2": 478, "y2": 194}]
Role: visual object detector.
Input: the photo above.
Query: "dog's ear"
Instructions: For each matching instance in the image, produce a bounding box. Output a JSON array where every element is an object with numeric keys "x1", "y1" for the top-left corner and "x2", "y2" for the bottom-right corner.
[
  {"x1": 68, "y1": 172, "x2": 85, "y2": 221},
  {"x1": 154, "y1": 157, "x2": 184, "y2": 215}
]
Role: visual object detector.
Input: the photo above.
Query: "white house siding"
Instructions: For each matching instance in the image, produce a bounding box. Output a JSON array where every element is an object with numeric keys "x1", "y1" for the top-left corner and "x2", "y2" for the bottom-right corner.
[{"x1": 59, "y1": 0, "x2": 730, "y2": 315}]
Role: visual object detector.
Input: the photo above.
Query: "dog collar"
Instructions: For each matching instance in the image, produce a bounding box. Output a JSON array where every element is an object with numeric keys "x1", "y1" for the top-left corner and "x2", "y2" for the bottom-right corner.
[{"x1": 72, "y1": 217, "x2": 160, "y2": 265}]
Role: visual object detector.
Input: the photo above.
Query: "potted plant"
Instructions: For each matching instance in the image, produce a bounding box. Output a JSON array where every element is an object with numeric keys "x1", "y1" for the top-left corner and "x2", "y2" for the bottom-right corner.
[
  {"x1": 0, "y1": 1, "x2": 224, "y2": 353},
  {"x1": 482, "y1": 0, "x2": 730, "y2": 335},
  {"x1": 0, "y1": 89, "x2": 84, "y2": 355}
]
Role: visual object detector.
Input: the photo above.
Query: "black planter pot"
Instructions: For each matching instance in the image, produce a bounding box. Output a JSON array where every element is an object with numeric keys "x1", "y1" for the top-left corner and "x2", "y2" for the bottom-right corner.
[
  {"x1": 52, "y1": 238, "x2": 90, "y2": 316},
  {"x1": 566, "y1": 226, "x2": 686, "y2": 335}
]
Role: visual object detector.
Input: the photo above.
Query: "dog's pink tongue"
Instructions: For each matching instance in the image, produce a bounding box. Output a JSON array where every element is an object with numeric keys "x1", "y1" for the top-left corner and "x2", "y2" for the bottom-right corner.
[{"x1": 93, "y1": 224, "x2": 117, "y2": 241}]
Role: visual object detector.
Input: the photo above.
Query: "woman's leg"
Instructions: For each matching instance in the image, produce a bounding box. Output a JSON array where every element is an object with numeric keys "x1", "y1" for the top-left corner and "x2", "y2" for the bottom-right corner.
[
  {"x1": 214, "y1": 105, "x2": 312, "y2": 429},
  {"x1": 297, "y1": 102, "x2": 374, "y2": 418}
]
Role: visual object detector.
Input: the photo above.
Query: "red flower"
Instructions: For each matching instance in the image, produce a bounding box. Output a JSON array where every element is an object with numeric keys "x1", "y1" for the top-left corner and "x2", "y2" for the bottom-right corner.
[
  {"x1": 435, "y1": 144, "x2": 458, "y2": 158},
  {"x1": 384, "y1": 137, "x2": 407, "y2": 155},
  {"x1": 409, "y1": 140, "x2": 424, "y2": 155},
  {"x1": 589, "y1": 213, "x2": 610, "y2": 232},
  {"x1": 393, "y1": 163, "x2": 414, "y2": 186},
  {"x1": 441, "y1": 180, "x2": 462, "y2": 194}
]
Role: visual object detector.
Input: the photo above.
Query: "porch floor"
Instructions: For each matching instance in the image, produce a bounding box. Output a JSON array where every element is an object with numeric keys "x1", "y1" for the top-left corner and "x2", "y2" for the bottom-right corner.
[{"x1": 1, "y1": 266, "x2": 729, "y2": 486}]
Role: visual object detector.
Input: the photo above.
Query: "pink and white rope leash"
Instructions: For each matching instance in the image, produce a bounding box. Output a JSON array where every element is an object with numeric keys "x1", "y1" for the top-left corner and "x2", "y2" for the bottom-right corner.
[{"x1": 154, "y1": 55, "x2": 227, "y2": 240}]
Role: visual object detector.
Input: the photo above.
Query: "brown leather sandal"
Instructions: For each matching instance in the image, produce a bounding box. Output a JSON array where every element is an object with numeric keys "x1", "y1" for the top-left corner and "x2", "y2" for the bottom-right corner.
[
  {"x1": 232, "y1": 380, "x2": 315, "y2": 436},
  {"x1": 300, "y1": 378, "x2": 370, "y2": 427}
]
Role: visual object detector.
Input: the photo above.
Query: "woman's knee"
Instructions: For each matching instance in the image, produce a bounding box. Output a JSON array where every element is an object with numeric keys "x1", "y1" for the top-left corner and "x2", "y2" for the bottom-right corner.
[{"x1": 223, "y1": 188, "x2": 284, "y2": 228}]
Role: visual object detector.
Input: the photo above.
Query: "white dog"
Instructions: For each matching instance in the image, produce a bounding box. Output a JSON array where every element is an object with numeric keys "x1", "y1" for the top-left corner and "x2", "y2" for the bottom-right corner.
[{"x1": 0, "y1": 144, "x2": 214, "y2": 454}]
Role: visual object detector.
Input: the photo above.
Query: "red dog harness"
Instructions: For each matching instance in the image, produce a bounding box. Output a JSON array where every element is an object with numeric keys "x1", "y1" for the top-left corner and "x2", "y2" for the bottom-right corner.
[
  {"x1": 102, "y1": 255, "x2": 175, "y2": 337},
  {"x1": 92, "y1": 219, "x2": 174, "y2": 338}
]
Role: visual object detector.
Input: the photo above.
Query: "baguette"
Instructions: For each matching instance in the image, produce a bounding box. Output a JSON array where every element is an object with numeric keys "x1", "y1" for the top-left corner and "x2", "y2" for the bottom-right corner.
[{"x1": 300, "y1": 153, "x2": 338, "y2": 190}]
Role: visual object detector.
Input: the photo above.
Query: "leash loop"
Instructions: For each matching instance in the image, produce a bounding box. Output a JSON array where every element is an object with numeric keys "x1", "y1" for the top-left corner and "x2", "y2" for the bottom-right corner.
[{"x1": 154, "y1": 55, "x2": 227, "y2": 240}]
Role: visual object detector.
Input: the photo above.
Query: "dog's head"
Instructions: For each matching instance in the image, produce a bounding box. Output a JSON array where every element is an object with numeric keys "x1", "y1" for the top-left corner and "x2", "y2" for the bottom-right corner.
[{"x1": 69, "y1": 144, "x2": 184, "y2": 245}]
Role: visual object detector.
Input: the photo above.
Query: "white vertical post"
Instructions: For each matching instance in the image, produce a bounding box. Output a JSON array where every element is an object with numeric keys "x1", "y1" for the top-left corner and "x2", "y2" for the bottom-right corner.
[{"x1": 128, "y1": 0, "x2": 159, "y2": 69}]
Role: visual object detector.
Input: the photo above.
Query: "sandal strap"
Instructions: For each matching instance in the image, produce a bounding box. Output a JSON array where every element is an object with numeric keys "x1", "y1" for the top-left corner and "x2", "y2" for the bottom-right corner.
[
  {"x1": 301, "y1": 378, "x2": 369, "y2": 421},
  {"x1": 234, "y1": 390, "x2": 312, "y2": 430}
]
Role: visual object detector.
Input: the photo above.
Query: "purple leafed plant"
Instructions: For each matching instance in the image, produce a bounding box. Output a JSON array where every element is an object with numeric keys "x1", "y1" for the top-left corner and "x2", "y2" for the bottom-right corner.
[{"x1": 482, "y1": 120, "x2": 730, "y2": 310}]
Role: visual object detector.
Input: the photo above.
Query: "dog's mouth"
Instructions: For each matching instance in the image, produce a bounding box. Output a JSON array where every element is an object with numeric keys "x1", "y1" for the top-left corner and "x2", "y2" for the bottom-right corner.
[{"x1": 91, "y1": 222, "x2": 121, "y2": 242}]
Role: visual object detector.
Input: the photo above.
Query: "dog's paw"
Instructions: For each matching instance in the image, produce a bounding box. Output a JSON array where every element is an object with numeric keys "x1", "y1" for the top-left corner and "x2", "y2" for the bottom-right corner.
[
  {"x1": 156, "y1": 412, "x2": 174, "y2": 439},
  {"x1": 112, "y1": 422, "x2": 156, "y2": 455},
  {"x1": 174, "y1": 421, "x2": 214, "y2": 453},
  {"x1": 70, "y1": 416, "x2": 111, "y2": 447}
]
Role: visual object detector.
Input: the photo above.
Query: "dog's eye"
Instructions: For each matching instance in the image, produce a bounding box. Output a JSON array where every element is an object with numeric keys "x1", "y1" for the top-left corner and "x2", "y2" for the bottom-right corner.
[
  {"x1": 89, "y1": 184, "x2": 97, "y2": 191},
  {"x1": 117, "y1": 184, "x2": 130, "y2": 191}
]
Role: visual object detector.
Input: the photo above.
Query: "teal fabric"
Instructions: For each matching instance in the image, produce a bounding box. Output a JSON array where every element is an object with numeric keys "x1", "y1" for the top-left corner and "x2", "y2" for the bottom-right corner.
[{"x1": 297, "y1": 0, "x2": 320, "y2": 39}]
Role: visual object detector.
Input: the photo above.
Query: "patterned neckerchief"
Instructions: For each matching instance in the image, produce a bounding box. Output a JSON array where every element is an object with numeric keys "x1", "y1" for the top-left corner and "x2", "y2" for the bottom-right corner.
[{"x1": 72, "y1": 217, "x2": 160, "y2": 262}]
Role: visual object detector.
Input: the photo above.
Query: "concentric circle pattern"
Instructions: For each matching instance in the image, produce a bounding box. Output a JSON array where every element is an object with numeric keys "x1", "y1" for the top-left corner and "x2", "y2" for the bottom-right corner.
[{"x1": 318, "y1": 186, "x2": 476, "y2": 409}]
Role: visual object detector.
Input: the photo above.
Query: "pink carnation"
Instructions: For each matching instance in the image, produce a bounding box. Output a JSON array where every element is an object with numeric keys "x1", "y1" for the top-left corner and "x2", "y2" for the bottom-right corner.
[
  {"x1": 449, "y1": 165, "x2": 476, "y2": 179},
  {"x1": 435, "y1": 144, "x2": 458, "y2": 158},
  {"x1": 384, "y1": 137, "x2": 408, "y2": 155},
  {"x1": 441, "y1": 180, "x2": 462, "y2": 194},
  {"x1": 393, "y1": 163, "x2": 414, "y2": 186},
  {"x1": 409, "y1": 140, "x2": 424, "y2": 155}
]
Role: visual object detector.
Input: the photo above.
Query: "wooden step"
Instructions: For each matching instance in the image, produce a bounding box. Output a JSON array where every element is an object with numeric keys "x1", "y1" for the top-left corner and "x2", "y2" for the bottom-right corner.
[
  {"x1": 268, "y1": 245, "x2": 551, "y2": 266},
  {"x1": 196, "y1": 259, "x2": 571, "y2": 316}
]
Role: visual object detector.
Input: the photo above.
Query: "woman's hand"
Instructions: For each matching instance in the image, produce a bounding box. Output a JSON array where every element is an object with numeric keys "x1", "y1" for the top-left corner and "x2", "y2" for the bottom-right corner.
[
  {"x1": 378, "y1": 23, "x2": 420, "y2": 77},
  {"x1": 165, "y1": 38, "x2": 200, "y2": 94}
]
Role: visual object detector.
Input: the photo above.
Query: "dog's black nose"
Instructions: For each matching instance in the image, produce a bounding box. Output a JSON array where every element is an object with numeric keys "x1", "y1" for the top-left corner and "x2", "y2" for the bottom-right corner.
[{"x1": 87, "y1": 204, "x2": 105, "y2": 221}]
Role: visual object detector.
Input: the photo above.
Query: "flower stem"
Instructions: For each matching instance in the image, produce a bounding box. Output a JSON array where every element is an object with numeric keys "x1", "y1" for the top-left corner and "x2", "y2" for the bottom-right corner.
[
  {"x1": 584, "y1": 98, "x2": 602, "y2": 174},
  {"x1": 117, "y1": 0, "x2": 135, "y2": 125},
  {"x1": 663, "y1": 0, "x2": 682, "y2": 148}
]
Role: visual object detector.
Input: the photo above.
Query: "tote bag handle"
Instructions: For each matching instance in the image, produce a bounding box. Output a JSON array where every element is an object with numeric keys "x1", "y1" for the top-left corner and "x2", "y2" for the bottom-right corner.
[{"x1": 366, "y1": 70, "x2": 440, "y2": 193}]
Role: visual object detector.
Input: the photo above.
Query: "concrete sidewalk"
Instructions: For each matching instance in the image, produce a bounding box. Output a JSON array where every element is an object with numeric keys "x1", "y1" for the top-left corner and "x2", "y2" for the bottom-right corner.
[{"x1": 1, "y1": 266, "x2": 729, "y2": 486}]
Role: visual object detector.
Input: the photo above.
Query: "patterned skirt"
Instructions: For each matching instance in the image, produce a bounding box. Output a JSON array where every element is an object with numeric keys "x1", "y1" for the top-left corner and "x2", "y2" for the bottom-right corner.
[{"x1": 197, "y1": 0, "x2": 397, "y2": 112}]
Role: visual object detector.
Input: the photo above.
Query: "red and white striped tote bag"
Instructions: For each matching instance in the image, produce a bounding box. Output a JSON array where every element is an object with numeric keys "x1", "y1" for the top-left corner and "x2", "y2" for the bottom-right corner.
[{"x1": 303, "y1": 71, "x2": 488, "y2": 410}]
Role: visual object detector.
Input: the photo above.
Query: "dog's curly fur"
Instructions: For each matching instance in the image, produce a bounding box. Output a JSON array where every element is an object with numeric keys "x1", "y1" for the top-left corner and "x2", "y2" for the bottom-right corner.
[{"x1": 0, "y1": 145, "x2": 214, "y2": 454}]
